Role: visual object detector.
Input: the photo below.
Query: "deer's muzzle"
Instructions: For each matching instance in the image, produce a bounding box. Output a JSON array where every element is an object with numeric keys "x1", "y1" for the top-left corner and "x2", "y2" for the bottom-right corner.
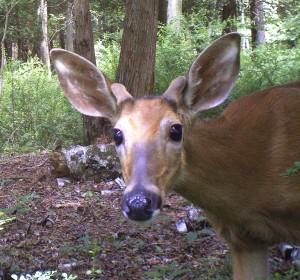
[{"x1": 122, "y1": 191, "x2": 162, "y2": 222}]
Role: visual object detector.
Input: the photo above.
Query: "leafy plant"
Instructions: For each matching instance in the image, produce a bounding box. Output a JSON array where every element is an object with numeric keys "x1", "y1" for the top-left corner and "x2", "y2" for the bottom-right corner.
[
  {"x1": 270, "y1": 269, "x2": 300, "y2": 280},
  {"x1": 144, "y1": 261, "x2": 189, "y2": 279},
  {"x1": 192, "y1": 257, "x2": 232, "y2": 280},
  {"x1": 281, "y1": 161, "x2": 300, "y2": 177},
  {"x1": 86, "y1": 239, "x2": 102, "y2": 279},
  {"x1": 0, "y1": 58, "x2": 83, "y2": 153},
  {"x1": 0, "y1": 211, "x2": 16, "y2": 230},
  {"x1": 1, "y1": 191, "x2": 40, "y2": 216}
]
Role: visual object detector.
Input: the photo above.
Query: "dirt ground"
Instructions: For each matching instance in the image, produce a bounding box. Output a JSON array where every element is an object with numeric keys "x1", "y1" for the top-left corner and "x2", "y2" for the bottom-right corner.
[{"x1": 0, "y1": 152, "x2": 296, "y2": 279}]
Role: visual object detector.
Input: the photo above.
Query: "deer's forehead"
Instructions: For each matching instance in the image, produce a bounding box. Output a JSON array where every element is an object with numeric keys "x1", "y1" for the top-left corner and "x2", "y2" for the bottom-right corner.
[{"x1": 115, "y1": 98, "x2": 179, "y2": 135}]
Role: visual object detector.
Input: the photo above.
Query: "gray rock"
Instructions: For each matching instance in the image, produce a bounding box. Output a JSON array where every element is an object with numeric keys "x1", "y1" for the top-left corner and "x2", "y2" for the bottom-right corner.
[{"x1": 50, "y1": 144, "x2": 122, "y2": 182}]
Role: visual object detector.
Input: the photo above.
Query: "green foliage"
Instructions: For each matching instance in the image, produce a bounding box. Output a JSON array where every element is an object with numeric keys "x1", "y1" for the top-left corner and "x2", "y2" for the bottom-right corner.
[
  {"x1": 273, "y1": 269, "x2": 300, "y2": 280},
  {"x1": 155, "y1": 18, "x2": 215, "y2": 94},
  {"x1": 144, "y1": 261, "x2": 189, "y2": 279},
  {"x1": 236, "y1": 44, "x2": 300, "y2": 95},
  {"x1": 95, "y1": 33, "x2": 122, "y2": 80},
  {"x1": 86, "y1": 239, "x2": 103, "y2": 279},
  {"x1": 0, "y1": 191, "x2": 40, "y2": 219},
  {"x1": 90, "y1": 0, "x2": 125, "y2": 40},
  {"x1": 191, "y1": 257, "x2": 232, "y2": 279},
  {"x1": 0, "y1": 211, "x2": 16, "y2": 231},
  {"x1": 0, "y1": 58, "x2": 83, "y2": 152},
  {"x1": 281, "y1": 161, "x2": 300, "y2": 177}
]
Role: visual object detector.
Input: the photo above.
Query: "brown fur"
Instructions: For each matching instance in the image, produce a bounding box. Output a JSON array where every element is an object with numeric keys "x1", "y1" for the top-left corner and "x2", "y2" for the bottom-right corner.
[{"x1": 178, "y1": 82, "x2": 300, "y2": 246}]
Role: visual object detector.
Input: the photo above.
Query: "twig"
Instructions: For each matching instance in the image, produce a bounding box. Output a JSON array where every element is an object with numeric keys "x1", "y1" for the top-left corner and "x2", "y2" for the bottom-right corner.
[
  {"x1": 1, "y1": 176, "x2": 33, "y2": 180},
  {"x1": 30, "y1": 160, "x2": 48, "y2": 169}
]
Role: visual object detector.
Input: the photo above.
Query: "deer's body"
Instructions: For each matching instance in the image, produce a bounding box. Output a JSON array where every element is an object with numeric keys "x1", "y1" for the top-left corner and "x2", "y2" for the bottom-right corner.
[
  {"x1": 51, "y1": 34, "x2": 300, "y2": 279},
  {"x1": 181, "y1": 83, "x2": 300, "y2": 248}
]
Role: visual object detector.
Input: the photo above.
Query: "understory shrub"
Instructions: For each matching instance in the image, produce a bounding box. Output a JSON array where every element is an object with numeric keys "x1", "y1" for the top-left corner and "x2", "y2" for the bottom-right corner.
[{"x1": 0, "y1": 58, "x2": 83, "y2": 152}]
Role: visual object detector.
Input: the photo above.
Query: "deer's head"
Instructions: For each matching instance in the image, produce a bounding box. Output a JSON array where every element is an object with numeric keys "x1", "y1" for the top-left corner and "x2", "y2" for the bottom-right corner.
[{"x1": 51, "y1": 33, "x2": 240, "y2": 222}]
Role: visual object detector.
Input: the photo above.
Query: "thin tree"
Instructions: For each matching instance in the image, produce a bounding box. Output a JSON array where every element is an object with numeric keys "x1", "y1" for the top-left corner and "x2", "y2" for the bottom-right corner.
[
  {"x1": 1, "y1": 0, "x2": 20, "y2": 68},
  {"x1": 249, "y1": 0, "x2": 265, "y2": 48},
  {"x1": 39, "y1": 0, "x2": 51, "y2": 78},
  {"x1": 167, "y1": 0, "x2": 182, "y2": 32},
  {"x1": 116, "y1": 0, "x2": 159, "y2": 96},
  {"x1": 65, "y1": 0, "x2": 74, "y2": 52},
  {"x1": 1, "y1": 0, "x2": 20, "y2": 100}
]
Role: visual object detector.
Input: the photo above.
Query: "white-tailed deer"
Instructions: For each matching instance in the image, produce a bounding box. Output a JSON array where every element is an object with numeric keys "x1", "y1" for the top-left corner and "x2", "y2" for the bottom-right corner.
[{"x1": 50, "y1": 33, "x2": 300, "y2": 280}]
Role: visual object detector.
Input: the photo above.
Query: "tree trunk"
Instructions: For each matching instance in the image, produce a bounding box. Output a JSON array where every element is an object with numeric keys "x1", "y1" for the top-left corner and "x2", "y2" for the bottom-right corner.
[
  {"x1": 158, "y1": 0, "x2": 167, "y2": 24},
  {"x1": 116, "y1": 0, "x2": 159, "y2": 97},
  {"x1": 59, "y1": 29, "x2": 65, "y2": 49},
  {"x1": 167, "y1": 0, "x2": 182, "y2": 32},
  {"x1": 17, "y1": 38, "x2": 29, "y2": 61},
  {"x1": 40, "y1": 0, "x2": 51, "y2": 78},
  {"x1": 250, "y1": 0, "x2": 265, "y2": 48},
  {"x1": 73, "y1": 0, "x2": 108, "y2": 145},
  {"x1": 222, "y1": 0, "x2": 237, "y2": 34},
  {"x1": 1, "y1": 0, "x2": 14, "y2": 68},
  {"x1": 239, "y1": 0, "x2": 250, "y2": 49},
  {"x1": 74, "y1": 0, "x2": 95, "y2": 63},
  {"x1": 65, "y1": 0, "x2": 74, "y2": 52}
]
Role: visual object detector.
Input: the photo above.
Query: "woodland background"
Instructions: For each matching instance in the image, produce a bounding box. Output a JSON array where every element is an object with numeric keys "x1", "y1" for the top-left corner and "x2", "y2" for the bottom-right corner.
[{"x1": 0, "y1": 0, "x2": 300, "y2": 152}]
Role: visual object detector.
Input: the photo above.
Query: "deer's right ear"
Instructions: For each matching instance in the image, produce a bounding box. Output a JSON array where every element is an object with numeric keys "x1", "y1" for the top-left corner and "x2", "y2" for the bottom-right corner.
[{"x1": 50, "y1": 49, "x2": 132, "y2": 119}]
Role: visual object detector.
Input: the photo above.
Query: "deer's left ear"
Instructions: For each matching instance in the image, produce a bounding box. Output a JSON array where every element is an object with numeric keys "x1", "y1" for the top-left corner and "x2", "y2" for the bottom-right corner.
[{"x1": 163, "y1": 33, "x2": 241, "y2": 113}]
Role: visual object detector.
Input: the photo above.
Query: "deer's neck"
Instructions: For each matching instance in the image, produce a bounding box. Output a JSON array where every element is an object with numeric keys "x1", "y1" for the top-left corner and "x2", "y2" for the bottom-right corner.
[{"x1": 174, "y1": 116, "x2": 256, "y2": 215}]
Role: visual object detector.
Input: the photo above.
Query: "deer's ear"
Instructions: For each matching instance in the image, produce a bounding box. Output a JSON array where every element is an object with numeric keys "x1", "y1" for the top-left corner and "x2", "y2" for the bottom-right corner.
[
  {"x1": 184, "y1": 33, "x2": 241, "y2": 112},
  {"x1": 51, "y1": 49, "x2": 133, "y2": 119}
]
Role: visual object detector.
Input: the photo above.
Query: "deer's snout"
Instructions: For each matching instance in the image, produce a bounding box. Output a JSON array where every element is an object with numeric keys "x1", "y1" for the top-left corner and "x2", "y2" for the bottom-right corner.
[{"x1": 122, "y1": 192, "x2": 162, "y2": 222}]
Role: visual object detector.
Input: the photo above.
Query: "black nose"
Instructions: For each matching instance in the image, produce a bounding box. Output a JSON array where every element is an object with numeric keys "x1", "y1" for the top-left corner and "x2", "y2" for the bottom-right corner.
[{"x1": 122, "y1": 194, "x2": 154, "y2": 221}]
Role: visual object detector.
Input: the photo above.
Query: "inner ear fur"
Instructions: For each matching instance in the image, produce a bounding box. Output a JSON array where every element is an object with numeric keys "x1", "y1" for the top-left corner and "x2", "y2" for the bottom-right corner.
[
  {"x1": 51, "y1": 48, "x2": 117, "y2": 119},
  {"x1": 184, "y1": 33, "x2": 241, "y2": 112}
]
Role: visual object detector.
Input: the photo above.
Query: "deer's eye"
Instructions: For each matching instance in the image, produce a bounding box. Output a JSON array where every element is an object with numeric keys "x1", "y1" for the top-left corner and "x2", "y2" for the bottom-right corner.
[
  {"x1": 113, "y1": 129, "x2": 123, "y2": 146},
  {"x1": 169, "y1": 124, "x2": 182, "y2": 142}
]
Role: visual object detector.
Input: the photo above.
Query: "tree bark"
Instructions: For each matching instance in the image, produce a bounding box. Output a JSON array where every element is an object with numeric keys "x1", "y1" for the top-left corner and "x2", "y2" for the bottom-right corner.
[
  {"x1": 116, "y1": 0, "x2": 159, "y2": 97},
  {"x1": 250, "y1": 0, "x2": 265, "y2": 48},
  {"x1": 167, "y1": 0, "x2": 182, "y2": 32},
  {"x1": 73, "y1": 0, "x2": 108, "y2": 145},
  {"x1": 40, "y1": 0, "x2": 51, "y2": 78},
  {"x1": 0, "y1": 0, "x2": 19, "y2": 100},
  {"x1": 17, "y1": 38, "x2": 29, "y2": 61},
  {"x1": 74, "y1": 0, "x2": 96, "y2": 64},
  {"x1": 59, "y1": 29, "x2": 65, "y2": 49},
  {"x1": 239, "y1": 0, "x2": 250, "y2": 48},
  {"x1": 65, "y1": 0, "x2": 74, "y2": 52},
  {"x1": 158, "y1": 0, "x2": 167, "y2": 24}
]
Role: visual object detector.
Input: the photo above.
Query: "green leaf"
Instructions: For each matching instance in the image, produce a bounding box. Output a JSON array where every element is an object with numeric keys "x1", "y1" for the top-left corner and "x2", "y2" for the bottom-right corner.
[{"x1": 186, "y1": 231, "x2": 198, "y2": 244}]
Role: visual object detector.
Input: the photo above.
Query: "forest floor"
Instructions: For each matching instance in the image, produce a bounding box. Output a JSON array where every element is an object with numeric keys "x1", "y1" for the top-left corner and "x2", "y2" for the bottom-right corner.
[{"x1": 0, "y1": 152, "x2": 297, "y2": 280}]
